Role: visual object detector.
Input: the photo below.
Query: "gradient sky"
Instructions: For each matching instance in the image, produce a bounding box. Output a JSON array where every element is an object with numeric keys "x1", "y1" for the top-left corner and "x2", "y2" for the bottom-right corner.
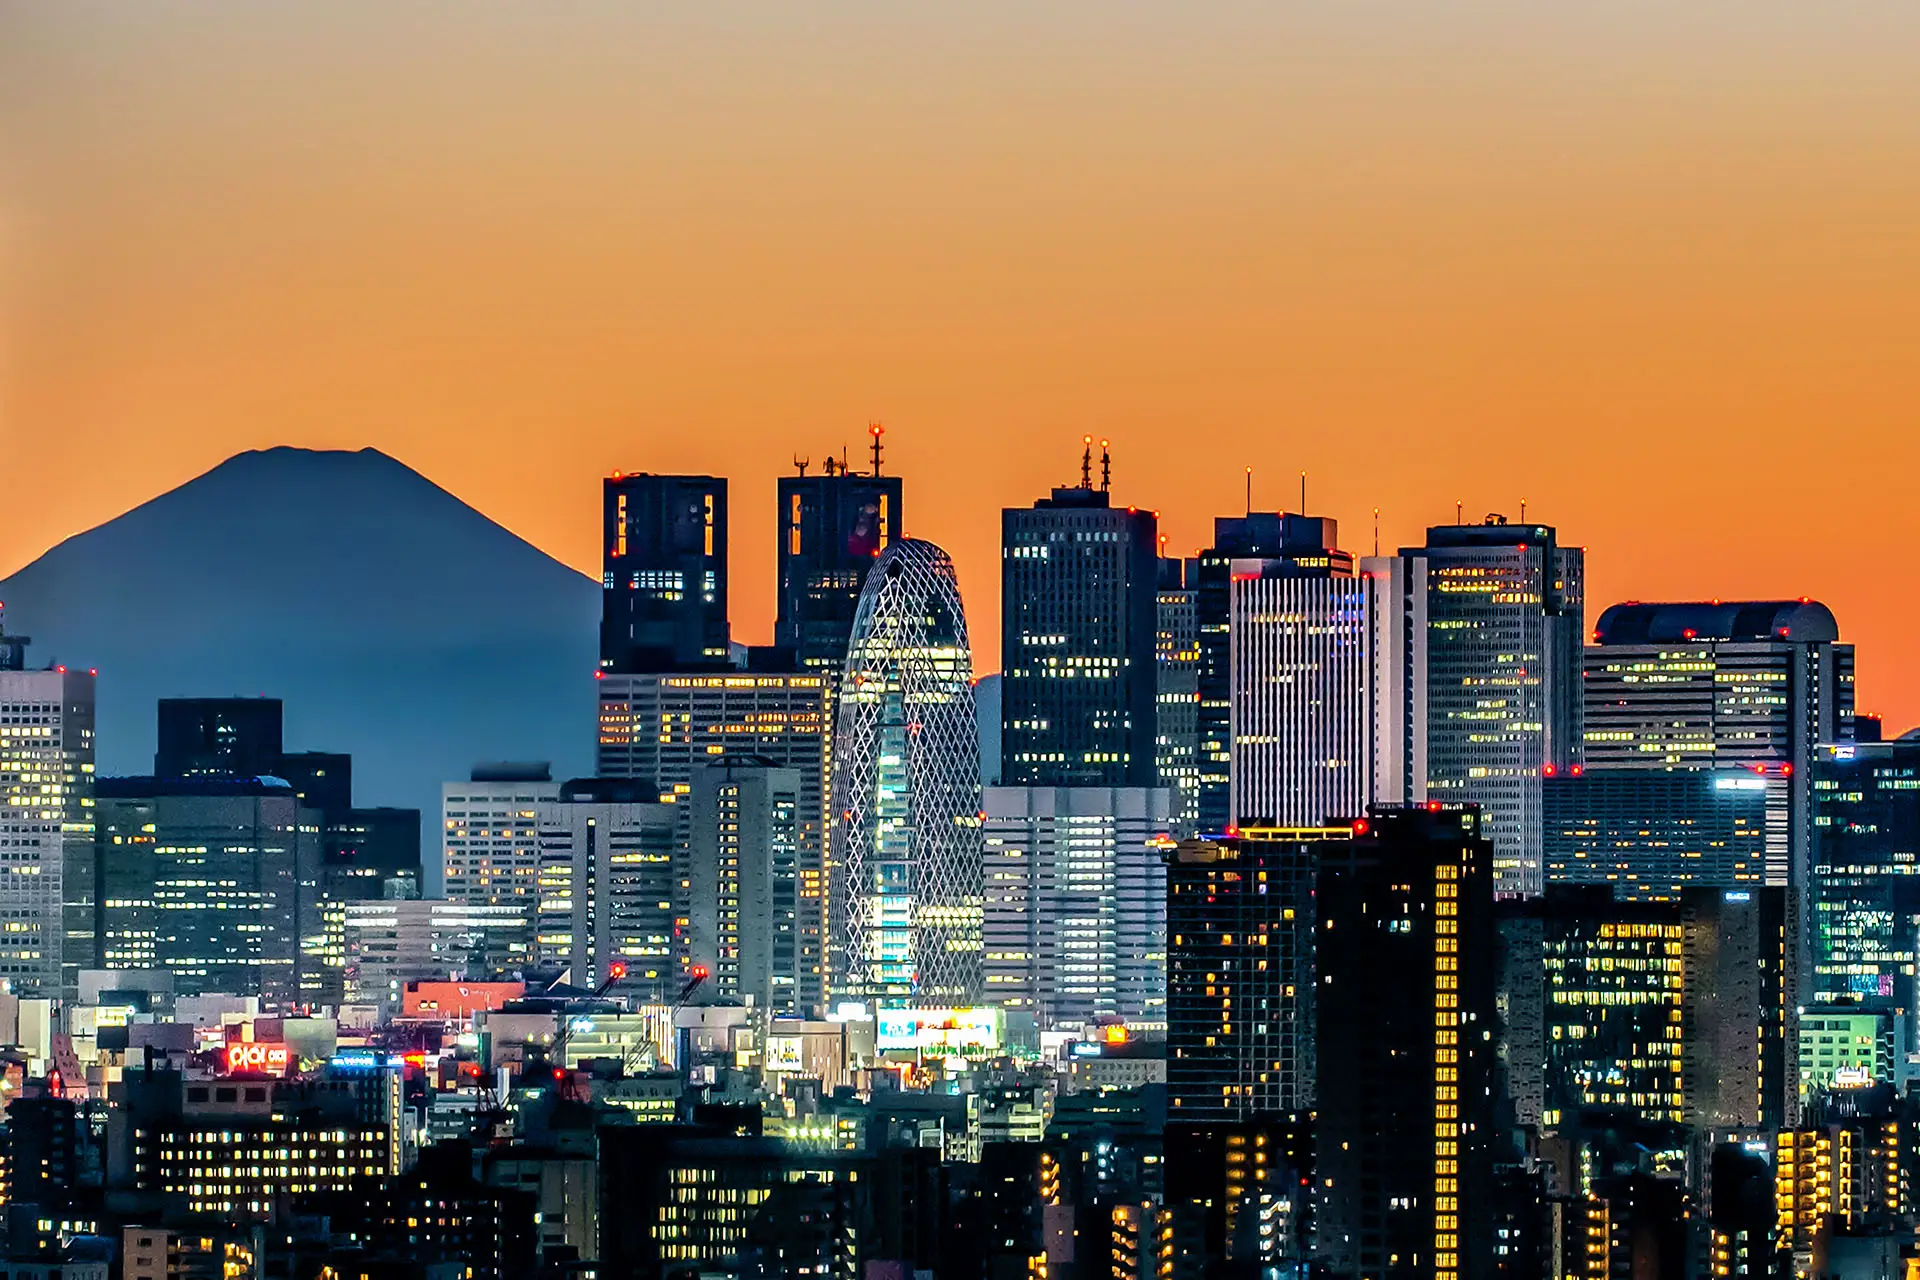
[{"x1": 3, "y1": 5, "x2": 1917, "y2": 721}]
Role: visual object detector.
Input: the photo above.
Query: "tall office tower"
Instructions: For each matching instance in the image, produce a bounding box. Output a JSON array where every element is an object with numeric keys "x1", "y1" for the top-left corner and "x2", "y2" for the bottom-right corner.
[
  {"x1": 775, "y1": 436, "x2": 903, "y2": 674},
  {"x1": 1165, "y1": 825, "x2": 1333, "y2": 1119},
  {"x1": 1543, "y1": 769, "x2": 1787, "y2": 897},
  {"x1": 1195, "y1": 513, "x2": 1355, "y2": 834},
  {"x1": 442, "y1": 764, "x2": 560, "y2": 916},
  {"x1": 596, "y1": 670, "x2": 830, "y2": 1010},
  {"x1": 1586, "y1": 599, "x2": 1854, "y2": 987},
  {"x1": 1316, "y1": 804, "x2": 1497, "y2": 1280},
  {"x1": 533, "y1": 778, "x2": 677, "y2": 999},
  {"x1": 1154, "y1": 558, "x2": 1201, "y2": 835},
  {"x1": 1369, "y1": 517, "x2": 1585, "y2": 896},
  {"x1": 1811, "y1": 739, "x2": 1920, "y2": 1033},
  {"x1": 1001, "y1": 446, "x2": 1158, "y2": 788},
  {"x1": 0, "y1": 661, "x2": 94, "y2": 997},
  {"x1": 980, "y1": 786, "x2": 1172, "y2": 1027},
  {"x1": 93, "y1": 777, "x2": 323, "y2": 1004},
  {"x1": 600, "y1": 472, "x2": 729, "y2": 673},
  {"x1": 687, "y1": 757, "x2": 808, "y2": 1013},
  {"x1": 154, "y1": 697, "x2": 283, "y2": 780},
  {"x1": 1227, "y1": 517, "x2": 1369, "y2": 828},
  {"x1": 832, "y1": 539, "x2": 982, "y2": 1002},
  {"x1": 1498, "y1": 884, "x2": 1794, "y2": 1132}
]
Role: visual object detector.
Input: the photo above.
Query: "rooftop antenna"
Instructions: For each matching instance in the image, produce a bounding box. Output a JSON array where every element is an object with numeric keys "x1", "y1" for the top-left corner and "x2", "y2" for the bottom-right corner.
[
  {"x1": 1373, "y1": 507, "x2": 1380, "y2": 556},
  {"x1": 1245, "y1": 466, "x2": 1253, "y2": 516},
  {"x1": 869, "y1": 422, "x2": 885, "y2": 476},
  {"x1": 841, "y1": 443, "x2": 849, "y2": 476},
  {"x1": 1300, "y1": 471, "x2": 1307, "y2": 515},
  {"x1": 793, "y1": 454, "x2": 810, "y2": 477},
  {"x1": 1520, "y1": 497, "x2": 1527, "y2": 522},
  {"x1": 1455, "y1": 499, "x2": 1463, "y2": 525},
  {"x1": 1080, "y1": 436, "x2": 1094, "y2": 489},
  {"x1": 1100, "y1": 440, "x2": 1111, "y2": 493}
]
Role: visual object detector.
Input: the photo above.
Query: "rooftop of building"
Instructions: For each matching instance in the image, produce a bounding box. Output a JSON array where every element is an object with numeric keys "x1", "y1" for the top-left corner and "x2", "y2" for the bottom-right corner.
[{"x1": 1592, "y1": 599, "x2": 1839, "y2": 645}]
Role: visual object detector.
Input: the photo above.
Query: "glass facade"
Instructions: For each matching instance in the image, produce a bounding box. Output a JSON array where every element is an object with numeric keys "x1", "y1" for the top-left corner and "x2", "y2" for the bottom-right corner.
[
  {"x1": 831, "y1": 539, "x2": 982, "y2": 1002},
  {"x1": 1811, "y1": 740, "x2": 1920, "y2": 1035}
]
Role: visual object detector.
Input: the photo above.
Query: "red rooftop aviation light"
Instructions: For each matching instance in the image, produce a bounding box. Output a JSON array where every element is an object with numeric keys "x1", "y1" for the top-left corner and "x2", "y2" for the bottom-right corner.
[
  {"x1": 1351, "y1": 818, "x2": 1370, "y2": 836},
  {"x1": 691, "y1": 965, "x2": 710, "y2": 980},
  {"x1": 607, "y1": 960, "x2": 627, "y2": 980}
]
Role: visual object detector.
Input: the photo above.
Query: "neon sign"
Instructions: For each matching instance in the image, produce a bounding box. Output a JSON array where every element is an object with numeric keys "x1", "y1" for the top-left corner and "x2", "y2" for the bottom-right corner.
[{"x1": 224, "y1": 1042, "x2": 290, "y2": 1074}]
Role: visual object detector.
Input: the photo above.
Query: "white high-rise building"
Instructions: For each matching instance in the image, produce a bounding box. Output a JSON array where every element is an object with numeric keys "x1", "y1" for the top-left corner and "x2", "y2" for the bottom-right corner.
[
  {"x1": 687, "y1": 758, "x2": 806, "y2": 1013},
  {"x1": 982, "y1": 786, "x2": 1171, "y2": 1028},
  {"x1": 1228, "y1": 566, "x2": 1373, "y2": 828},
  {"x1": 441, "y1": 764, "x2": 560, "y2": 914},
  {"x1": 535, "y1": 779, "x2": 676, "y2": 999},
  {"x1": 0, "y1": 663, "x2": 95, "y2": 997}
]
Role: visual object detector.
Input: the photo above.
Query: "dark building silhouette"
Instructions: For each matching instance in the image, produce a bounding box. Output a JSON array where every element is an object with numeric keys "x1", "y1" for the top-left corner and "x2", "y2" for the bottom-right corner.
[
  {"x1": 775, "y1": 441, "x2": 902, "y2": 674},
  {"x1": 155, "y1": 697, "x2": 284, "y2": 780},
  {"x1": 1001, "y1": 444, "x2": 1157, "y2": 789},
  {"x1": 1165, "y1": 828, "x2": 1327, "y2": 1119},
  {"x1": 1543, "y1": 769, "x2": 1782, "y2": 898},
  {"x1": 1315, "y1": 804, "x2": 1497, "y2": 1280},
  {"x1": 600, "y1": 472, "x2": 729, "y2": 673},
  {"x1": 279, "y1": 750, "x2": 353, "y2": 813}
]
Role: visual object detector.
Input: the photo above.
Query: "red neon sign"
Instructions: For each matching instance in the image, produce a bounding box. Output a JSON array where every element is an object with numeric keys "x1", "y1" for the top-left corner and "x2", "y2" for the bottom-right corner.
[{"x1": 224, "y1": 1042, "x2": 290, "y2": 1074}]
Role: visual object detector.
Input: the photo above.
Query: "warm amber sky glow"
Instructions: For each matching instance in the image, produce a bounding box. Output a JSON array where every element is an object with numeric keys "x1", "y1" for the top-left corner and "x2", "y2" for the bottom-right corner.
[{"x1": 3, "y1": 5, "x2": 1917, "y2": 718}]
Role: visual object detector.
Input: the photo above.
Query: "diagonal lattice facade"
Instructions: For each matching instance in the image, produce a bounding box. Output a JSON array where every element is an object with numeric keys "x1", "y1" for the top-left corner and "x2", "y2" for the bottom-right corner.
[{"x1": 830, "y1": 539, "x2": 982, "y2": 1003}]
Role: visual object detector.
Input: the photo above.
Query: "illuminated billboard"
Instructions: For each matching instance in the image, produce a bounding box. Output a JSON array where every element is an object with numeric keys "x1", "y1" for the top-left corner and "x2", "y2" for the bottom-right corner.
[
  {"x1": 875, "y1": 1007, "x2": 1002, "y2": 1054},
  {"x1": 765, "y1": 1036, "x2": 805, "y2": 1072},
  {"x1": 223, "y1": 1042, "x2": 290, "y2": 1075}
]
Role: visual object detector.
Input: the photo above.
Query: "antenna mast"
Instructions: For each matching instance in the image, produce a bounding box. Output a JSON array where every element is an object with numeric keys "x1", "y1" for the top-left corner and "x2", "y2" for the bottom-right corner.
[
  {"x1": 1245, "y1": 467, "x2": 1252, "y2": 516},
  {"x1": 1080, "y1": 437, "x2": 1094, "y2": 489},
  {"x1": 793, "y1": 454, "x2": 810, "y2": 477},
  {"x1": 869, "y1": 422, "x2": 885, "y2": 476},
  {"x1": 1100, "y1": 440, "x2": 1111, "y2": 493}
]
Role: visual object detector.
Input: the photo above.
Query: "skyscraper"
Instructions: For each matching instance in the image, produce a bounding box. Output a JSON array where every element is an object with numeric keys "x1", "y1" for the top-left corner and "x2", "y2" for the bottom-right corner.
[
  {"x1": 1195, "y1": 513, "x2": 1352, "y2": 834},
  {"x1": 1585, "y1": 599, "x2": 1854, "y2": 915},
  {"x1": 600, "y1": 472, "x2": 729, "y2": 673},
  {"x1": 596, "y1": 670, "x2": 830, "y2": 1010},
  {"x1": 1154, "y1": 557, "x2": 1201, "y2": 835},
  {"x1": 980, "y1": 785, "x2": 1171, "y2": 1028},
  {"x1": 1001, "y1": 446, "x2": 1157, "y2": 789},
  {"x1": 831, "y1": 538, "x2": 982, "y2": 1003},
  {"x1": 776, "y1": 437, "x2": 903, "y2": 675},
  {"x1": 687, "y1": 757, "x2": 808, "y2": 1014},
  {"x1": 0, "y1": 661, "x2": 94, "y2": 997},
  {"x1": 1315, "y1": 804, "x2": 1497, "y2": 1280},
  {"x1": 94, "y1": 776, "x2": 323, "y2": 1005},
  {"x1": 534, "y1": 777, "x2": 677, "y2": 999},
  {"x1": 154, "y1": 697, "x2": 283, "y2": 780},
  {"x1": 1226, "y1": 515, "x2": 1370, "y2": 828},
  {"x1": 1810, "y1": 738, "x2": 1920, "y2": 1031},
  {"x1": 1368, "y1": 516, "x2": 1585, "y2": 896},
  {"x1": 1164, "y1": 825, "x2": 1332, "y2": 1120},
  {"x1": 442, "y1": 763, "x2": 559, "y2": 920}
]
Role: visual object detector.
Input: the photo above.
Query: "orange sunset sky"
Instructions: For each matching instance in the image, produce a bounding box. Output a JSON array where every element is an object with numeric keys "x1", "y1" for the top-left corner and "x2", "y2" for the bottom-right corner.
[{"x1": 2, "y1": 5, "x2": 1917, "y2": 721}]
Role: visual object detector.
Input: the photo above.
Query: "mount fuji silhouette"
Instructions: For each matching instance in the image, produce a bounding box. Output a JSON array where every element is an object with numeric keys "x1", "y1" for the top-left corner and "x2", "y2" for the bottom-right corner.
[{"x1": 0, "y1": 447, "x2": 598, "y2": 821}]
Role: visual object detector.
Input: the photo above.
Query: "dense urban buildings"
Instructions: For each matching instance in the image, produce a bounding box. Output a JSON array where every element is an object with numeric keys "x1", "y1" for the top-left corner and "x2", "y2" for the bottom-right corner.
[
  {"x1": 4, "y1": 448, "x2": 1911, "y2": 1279},
  {"x1": 1226, "y1": 514, "x2": 1370, "y2": 828},
  {"x1": 831, "y1": 538, "x2": 982, "y2": 1002},
  {"x1": 595, "y1": 669, "x2": 830, "y2": 1009},
  {"x1": 599, "y1": 471, "x2": 730, "y2": 672},
  {"x1": 1370, "y1": 517, "x2": 1585, "y2": 896},
  {"x1": 775, "y1": 440, "x2": 902, "y2": 674},
  {"x1": 1000, "y1": 447, "x2": 1158, "y2": 789},
  {"x1": 980, "y1": 785, "x2": 1171, "y2": 1028}
]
